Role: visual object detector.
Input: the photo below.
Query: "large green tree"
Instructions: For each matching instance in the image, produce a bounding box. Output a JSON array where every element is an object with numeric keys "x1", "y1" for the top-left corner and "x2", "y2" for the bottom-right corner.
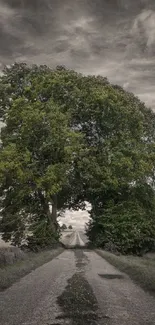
[
  {"x1": 81, "y1": 87, "x2": 155, "y2": 254},
  {"x1": 0, "y1": 63, "x2": 155, "y2": 253},
  {"x1": 0, "y1": 64, "x2": 84, "y2": 248}
]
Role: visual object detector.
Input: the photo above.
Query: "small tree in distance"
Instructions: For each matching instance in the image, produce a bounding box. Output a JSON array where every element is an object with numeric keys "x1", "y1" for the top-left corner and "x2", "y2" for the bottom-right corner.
[
  {"x1": 68, "y1": 225, "x2": 73, "y2": 230},
  {"x1": 61, "y1": 224, "x2": 67, "y2": 230}
]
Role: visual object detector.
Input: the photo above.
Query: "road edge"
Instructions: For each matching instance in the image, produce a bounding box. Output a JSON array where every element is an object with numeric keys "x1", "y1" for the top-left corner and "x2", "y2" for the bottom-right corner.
[
  {"x1": 95, "y1": 249, "x2": 155, "y2": 298},
  {"x1": 0, "y1": 247, "x2": 64, "y2": 292}
]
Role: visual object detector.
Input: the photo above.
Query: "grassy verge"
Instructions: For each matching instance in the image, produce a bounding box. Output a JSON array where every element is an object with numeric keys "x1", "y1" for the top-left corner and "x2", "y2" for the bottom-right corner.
[
  {"x1": 96, "y1": 249, "x2": 155, "y2": 297},
  {"x1": 0, "y1": 246, "x2": 26, "y2": 267},
  {"x1": 0, "y1": 247, "x2": 64, "y2": 291}
]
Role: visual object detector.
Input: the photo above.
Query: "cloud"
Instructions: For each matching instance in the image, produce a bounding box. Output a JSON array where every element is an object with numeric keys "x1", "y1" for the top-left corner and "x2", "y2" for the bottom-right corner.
[
  {"x1": 0, "y1": 0, "x2": 155, "y2": 111},
  {"x1": 58, "y1": 203, "x2": 91, "y2": 230},
  {"x1": 132, "y1": 9, "x2": 155, "y2": 51}
]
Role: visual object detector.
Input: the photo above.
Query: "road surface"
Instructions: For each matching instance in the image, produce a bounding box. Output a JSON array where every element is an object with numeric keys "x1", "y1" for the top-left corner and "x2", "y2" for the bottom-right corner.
[
  {"x1": 0, "y1": 232, "x2": 155, "y2": 325},
  {"x1": 60, "y1": 230, "x2": 88, "y2": 247}
]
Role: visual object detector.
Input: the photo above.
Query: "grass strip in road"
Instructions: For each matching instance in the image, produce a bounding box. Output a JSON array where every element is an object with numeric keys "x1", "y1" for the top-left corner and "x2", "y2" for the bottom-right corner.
[
  {"x1": 0, "y1": 248, "x2": 64, "y2": 292},
  {"x1": 57, "y1": 273, "x2": 100, "y2": 325},
  {"x1": 96, "y1": 249, "x2": 155, "y2": 297}
]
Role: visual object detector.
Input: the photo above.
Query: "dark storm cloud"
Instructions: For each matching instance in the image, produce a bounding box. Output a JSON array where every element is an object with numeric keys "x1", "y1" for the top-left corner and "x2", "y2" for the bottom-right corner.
[{"x1": 0, "y1": 0, "x2": 155, "y2": 108}]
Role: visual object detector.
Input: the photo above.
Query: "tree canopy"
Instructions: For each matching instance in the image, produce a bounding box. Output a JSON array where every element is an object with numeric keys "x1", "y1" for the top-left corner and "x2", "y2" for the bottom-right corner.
[{"x1": 0, "y1": 63, "x2": 155, "y2": 253}]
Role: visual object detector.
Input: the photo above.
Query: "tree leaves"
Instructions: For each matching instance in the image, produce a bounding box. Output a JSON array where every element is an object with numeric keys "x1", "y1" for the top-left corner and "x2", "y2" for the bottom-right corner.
[{"x1": 1, "y1": 63, "x2": 155, "y2": 253}]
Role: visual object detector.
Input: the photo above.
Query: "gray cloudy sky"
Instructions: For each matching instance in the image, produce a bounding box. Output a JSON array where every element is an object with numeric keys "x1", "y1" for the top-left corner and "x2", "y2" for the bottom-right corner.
[
  {"x1": 0, "y1": 0, "x2": 155, "y2": 108},
  {"x1": 58, "y1": 206, "x2": 91, "y2": 230}
]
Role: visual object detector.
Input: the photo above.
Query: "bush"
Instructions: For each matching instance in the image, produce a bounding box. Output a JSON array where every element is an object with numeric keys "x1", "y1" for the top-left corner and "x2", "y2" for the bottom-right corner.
[
  {"x1": 27, "y1": 221, "x2": 60, "y2": 252},
  {"x1": 0, "y1": 246, "x2": 26, "y2": 268},
  {"x1": 87, "y1": 200, "x2": 155, "y2": 255}
]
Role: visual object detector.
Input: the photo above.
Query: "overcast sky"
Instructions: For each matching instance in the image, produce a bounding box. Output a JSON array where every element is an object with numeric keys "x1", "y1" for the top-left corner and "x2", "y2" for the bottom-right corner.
[
  {"x1": 58, "y1": 204, "x2": 91, "y2": 230},
  {"x1": 0, "y1": 0, "x2": 155, "y2": 109}
]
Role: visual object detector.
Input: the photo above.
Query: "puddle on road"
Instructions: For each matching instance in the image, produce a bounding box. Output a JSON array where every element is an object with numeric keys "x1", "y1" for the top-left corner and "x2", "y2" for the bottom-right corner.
[
  {"x1": 50, "y1": 250, "x2": 112, "y2": 324},
  {"x1": 54, "y1": 250, "x2": 111, "y2": 325},
  {"x1": 99, "y1": 274, "x2": 124, "y2": 280},
  {"x1": 56, "y1": 273, "x2": 100, "y2": 325}
]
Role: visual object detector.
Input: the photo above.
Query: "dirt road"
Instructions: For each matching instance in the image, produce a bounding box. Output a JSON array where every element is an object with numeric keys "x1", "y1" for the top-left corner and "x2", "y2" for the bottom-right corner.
[
  {"x1": 60, "y1": 230, "x2": 88, "y2": 247},
  {"x1": 0, "y1": 237, "x2": 155, "y2": 325}
]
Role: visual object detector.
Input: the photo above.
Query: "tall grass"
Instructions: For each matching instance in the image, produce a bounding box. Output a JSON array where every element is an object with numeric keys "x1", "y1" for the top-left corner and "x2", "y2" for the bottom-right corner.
[
  {"x1": 0, "y1": 247, "x2": 26, "y2": 268},
  {"x1": 0, "y1": 246, "x2": 63, "y2": 291},
  {"x1": 96, "y1": 250, "x2": 155, "y2": 297}
]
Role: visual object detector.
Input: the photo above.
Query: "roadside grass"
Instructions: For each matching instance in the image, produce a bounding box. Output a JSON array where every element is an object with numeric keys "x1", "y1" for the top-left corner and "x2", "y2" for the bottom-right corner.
[
  {"x1": 0, "y1": 246, "x2": 26, "y2": 267},
  {"x1": 96, "y1": 249, "x2": 155, "y2": 297},
  {"x1": 0, "y1": 247, "x2": 64, "y2": 291}
]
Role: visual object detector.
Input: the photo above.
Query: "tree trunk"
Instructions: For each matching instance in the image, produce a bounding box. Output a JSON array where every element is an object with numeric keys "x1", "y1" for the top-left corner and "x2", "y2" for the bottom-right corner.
[
  {"x1": 44, "y1": 200, "x2": 58, "y2": 233},
  {"x1": 38, "y1": 190, "x2": 53, "y2": 224},
  {"x1": 51, "y1": 195, "x2": 57, "y2": 221},
  {"x1": 38, "y1": 190, "x2": 58, "y2": 231},
  {"x1": 51, "y1": 194, "x2": 58, "y2": 230}
]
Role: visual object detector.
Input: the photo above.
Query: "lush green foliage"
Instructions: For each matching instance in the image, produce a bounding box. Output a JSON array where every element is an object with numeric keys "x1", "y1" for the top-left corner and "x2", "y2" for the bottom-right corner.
[
  {"x1": 0, "y1": 64, "x2": 83, "y2": 248},
  {"x1": 87, "y1": 193, "x2": 155, "y2": 254},
  {"x1": 0, "y1": 63, "x2": 155, "y2": 253}
]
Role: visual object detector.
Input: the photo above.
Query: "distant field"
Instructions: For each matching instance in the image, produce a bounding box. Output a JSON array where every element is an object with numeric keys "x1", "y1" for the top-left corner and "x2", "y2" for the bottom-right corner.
[
  {"x1": 60, "y1": 230, "x2": 74, "y2": 245},
  {"x1": 0, "y1": 231, "x2": 74, "y2": 247},
  {"x1": 0, "y1": 230, "x2": 87, "y2": 248}
]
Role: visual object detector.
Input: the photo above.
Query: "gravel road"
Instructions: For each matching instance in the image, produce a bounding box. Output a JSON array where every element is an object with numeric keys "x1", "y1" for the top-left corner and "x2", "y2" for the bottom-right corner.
[
  {"x1": 0, "y1": 232, "x2": 155, "y2": 325},
  {"x1": 61, "y1": 230, "x2": 87, "y2": 247}
]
